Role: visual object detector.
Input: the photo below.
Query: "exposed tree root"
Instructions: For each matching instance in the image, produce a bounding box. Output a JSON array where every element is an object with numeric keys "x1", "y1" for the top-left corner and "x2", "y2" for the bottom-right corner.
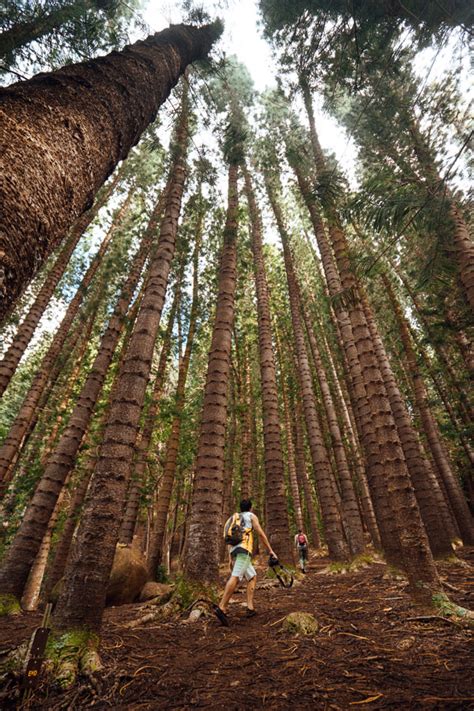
[
  {"x1": 431, "y1": 592, "x2": 474, "y2": 625},
  {"x1": 45, "y1": 630, "x2": 101, "y2": 689},
  {"x1": 0, "y1": 594, "x2": 21, "y2": 616},
  {"x1": 126, "y1": 576, "x2": 218, "y2": 629}
]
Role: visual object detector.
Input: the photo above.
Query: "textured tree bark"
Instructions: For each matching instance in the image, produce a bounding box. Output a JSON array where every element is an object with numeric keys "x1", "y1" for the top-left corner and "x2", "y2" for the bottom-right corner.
[
  {"x1": 266, "y1": 176, "x2": 350, "y2": 559},
  {"x1": 0, "y1": 193, "x2": 152, "y2": 600},
  {"x1": 0, "y1": 191, "x2": 132, "y2": 490},
  {"x1": 147, "y1": 205, "x2": 203, "y2": 574},
  {"x1": 409, "y1": 120, "x2": 474, "y2": 314},
  {"x1": 0, "y1": 21, "x2": 221, "y2": 318},
  {"x1": 43, "y1": 292, "x2": 143, "y2": 601},
  {"x1": 383, "y1": 275, "x2": 474, "y2": 545},
  {"x1": 243, "y1": 163, "x2": 293, "y2": 564},
  {"x1": 184, "y1": 163, "x2": 239, "y2": 583},
  {"x1": 289, "y1": 156, "x2": 401, "y2": 562},
  {"x1": 118, "y1": 286, "x2": 179, "y2": 547},
  {"x1": 0, "y1": 168, "x2": 122, "y2": 387},
  {"x1": 292, "y1": 397, "x2": 321, "y2": 548},
  {"x1": 274, "y1": 328, "x2": 304, "y2": 532},
  {"x1": 289, "y1": 131, "x2": 442, "y2": 599},
  {"x1": 360, "y1": 286, "x2": 454, "y2": 557},
  {"x1": 48, "y1": 88, "x2": 190, "y2": 633},
  {"x1": 21, "y1": 486, "x2": 69, "y2": 611}
]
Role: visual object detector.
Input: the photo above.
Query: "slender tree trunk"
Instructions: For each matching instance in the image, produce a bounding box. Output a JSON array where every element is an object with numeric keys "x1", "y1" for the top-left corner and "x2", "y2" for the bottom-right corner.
[
  {"x1": 184, "y1": 163, "x2": 239, "y2": 583},
  {"x1": 0, "y1": 169, "x2": 122, "y2": 389},
  {"x1": 274, "y1": 328, "x2": 304, "y2": 531},
  {"x1": 147, "y1": 207, "x2": 203, "y2": 574},
  {"x1": 21, "y1": 486, "x2": 69, "y2": 611},
  {"x1": 360, "y1": 287, "x2": 454, "y2": 556},
  {"x1": 0, "y1": 191, "x2": 132, "y2": 490},
  {"x1": 292, "y1": 396, "x2": 320, "y2": 547},
  {"x1": 243, "y1": 163, "x2": 293, "y2": 564},
  {"x1": 301, "y1": 300, "x2": 366, "y2": 555},
  {"x1": 220, "y1": 386, "x2": 236, "y2": 562},
  {"x1": 43, "y1": 292, "x2": 143, "y2": 600},
  {"x1": 118, "y1": 287, "x2": 179, "y2": 546},
  {"x1": 0, "y1": 21, "x2": 221, "y2": 318},
  {"x1": 266, "y1": 176, "x2": 350, "y2": 559},
  {"x1": 0, "y1": 192, "x2": 156, "y2": 600},
  {"x1": 41, "y1": 89, "x2": 190, "y2": 634},
  {"x1": 409, "y1": 121, "x2": 474, "y2": 313},
  {"x1": 383, "y1": 274, "x2": 474, "y2": 544},
  {"x1": 290, "y1": 130, "x2": 442, "y2": 600}
]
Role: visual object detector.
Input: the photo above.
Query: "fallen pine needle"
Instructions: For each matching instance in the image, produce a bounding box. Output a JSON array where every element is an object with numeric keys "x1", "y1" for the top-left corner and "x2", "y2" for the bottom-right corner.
[
  {"x1": 350, "y1": 694, "x2": 383, "y2": 704},
  {"x1": 267, "y1": 616, "x2": 287, "y2": 627},
  {"x1": 337, "y1": 632, "x2": 371, "y2": 641}
]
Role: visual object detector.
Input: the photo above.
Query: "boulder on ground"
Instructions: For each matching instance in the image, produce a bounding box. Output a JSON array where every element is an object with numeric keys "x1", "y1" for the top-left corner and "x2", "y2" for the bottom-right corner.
[
  {"x1": 282, "y1": 612, "x2": 319, "y2": 636},
  {"x1": 106, "y1": 545, "x2": 149, "y2": 606},
  {"x1": 139, "y1": 581, "x2": 173, "y2": 603}
]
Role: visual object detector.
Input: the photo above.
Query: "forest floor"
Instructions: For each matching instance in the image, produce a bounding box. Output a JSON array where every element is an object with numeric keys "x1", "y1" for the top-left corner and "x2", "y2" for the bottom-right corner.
[{"x1": 1, "y1": 548, "x2": 473, "y2": 710}]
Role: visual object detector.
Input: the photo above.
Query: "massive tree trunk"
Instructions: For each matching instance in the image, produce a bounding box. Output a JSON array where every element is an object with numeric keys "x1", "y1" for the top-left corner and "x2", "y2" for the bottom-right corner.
[
  {"x1": 0, "y1": 169, "x2": 122, "y2": 391},
  {"x1": 184, "y1": 163, "x2": 238, "y2": 583},
  {"x1": 43, "y1": 88, "x2": 190, "y2": 634},
  {"x1": 0, "y1": 21, "x2": 221, "y2": 318},
  {"x1": 147, "y1": 204, "x2": 203, "y2": 574},
  {"x1": 383, "y1": 274, "x2": 474, "y2": 544},
  {"x1": 0, "y1": 193, "x2": 132, "y2": 494},
  {"x1": 266, "y1": 176, "x2": 350, "y2": 559},
  {"x1": 243, "y1": 163, "x2": 293, "y2": 564},
  {"x1": 0, "y1": 191, "x2": 156, "y2": 600}
]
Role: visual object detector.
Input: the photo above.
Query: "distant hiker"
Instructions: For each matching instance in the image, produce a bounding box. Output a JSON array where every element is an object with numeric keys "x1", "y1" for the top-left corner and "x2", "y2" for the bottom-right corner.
[
  {"x1": 295, "y1": 529, "x2": 308, "y2": 573},
  {"x1": 214, "y1": 498, "x2": 276, "y2": 626}
]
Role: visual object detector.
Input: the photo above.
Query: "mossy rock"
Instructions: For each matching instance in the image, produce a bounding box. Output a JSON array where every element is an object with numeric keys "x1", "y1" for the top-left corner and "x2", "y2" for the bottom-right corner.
[
  {"x1": 0, "y1": 593, "x2": 21, "y2": 616},
  {"x1": 282, "y1": 612, "x2": 319, "y2": 636}
]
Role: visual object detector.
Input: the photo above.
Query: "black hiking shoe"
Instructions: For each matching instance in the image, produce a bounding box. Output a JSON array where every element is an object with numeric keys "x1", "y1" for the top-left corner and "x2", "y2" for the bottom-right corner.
[
  {"x1": 245, "y1": 608, "x2": 257, "y2": 618},
  {"x1": 212, "y1": 604, "x2": 229, "y2": 627}
]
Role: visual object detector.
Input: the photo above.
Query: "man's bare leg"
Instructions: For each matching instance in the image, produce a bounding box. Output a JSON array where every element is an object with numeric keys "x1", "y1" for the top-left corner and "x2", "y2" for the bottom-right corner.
[
  {"x1": 219, "y1": 575, "x2": 239, "y2": 613},
  {"x1": 246, "y1": 575, "x2": 257, "y2": 610}
]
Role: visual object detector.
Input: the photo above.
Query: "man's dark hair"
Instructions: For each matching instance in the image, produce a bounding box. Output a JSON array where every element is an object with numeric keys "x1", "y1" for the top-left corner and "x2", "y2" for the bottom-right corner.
[{"x1": 240, "y1": 498, "x2": 252, "y2": 512}]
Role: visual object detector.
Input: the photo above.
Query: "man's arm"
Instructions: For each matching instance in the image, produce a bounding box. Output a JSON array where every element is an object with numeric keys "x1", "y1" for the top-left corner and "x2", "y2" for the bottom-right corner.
[{"x1": 251, "y1": 514, "x2": 276, "y2": 557}]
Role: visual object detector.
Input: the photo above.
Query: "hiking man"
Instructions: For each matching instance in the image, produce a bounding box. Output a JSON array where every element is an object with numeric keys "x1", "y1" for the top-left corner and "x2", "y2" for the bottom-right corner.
[
  {"x1": 295, "y1": 529, "x2": 308, "y2": 573},
  {"x1": 214, "y1": 498, "x2": 276, "y2": 626}
]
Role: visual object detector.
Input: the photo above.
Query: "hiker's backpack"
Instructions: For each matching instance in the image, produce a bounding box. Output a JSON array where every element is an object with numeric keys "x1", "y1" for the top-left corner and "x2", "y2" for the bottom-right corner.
[
  {"x1": 297, "y1": 533, "x2": 307, "y2": 547},
  {"x1": 224, "y1": 513, "x2": 245, "y2": 546}
]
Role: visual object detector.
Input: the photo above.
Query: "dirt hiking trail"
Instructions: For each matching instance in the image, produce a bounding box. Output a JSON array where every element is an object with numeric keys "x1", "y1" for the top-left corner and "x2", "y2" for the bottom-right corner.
[{"x1": 1, "y1": 549, "x2": 473, "y2": 710}]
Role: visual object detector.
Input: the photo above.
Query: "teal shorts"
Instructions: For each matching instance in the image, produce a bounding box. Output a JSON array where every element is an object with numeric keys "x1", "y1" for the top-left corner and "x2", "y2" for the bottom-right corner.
[{"x1": 231, "y1": 553, "x2": 256, "y2": 582}]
